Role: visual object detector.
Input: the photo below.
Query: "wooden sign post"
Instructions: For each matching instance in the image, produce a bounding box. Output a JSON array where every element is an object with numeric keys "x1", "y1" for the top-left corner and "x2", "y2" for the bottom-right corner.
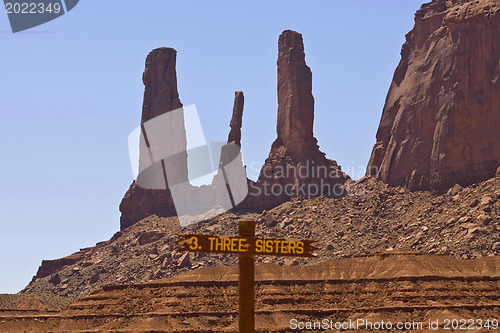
[
  {"x1": 238, "y1": 220, "x2": 255, "y2": 333},
  {"x1": 177, "y1": 220, "x2": 316, "y2": 333}
]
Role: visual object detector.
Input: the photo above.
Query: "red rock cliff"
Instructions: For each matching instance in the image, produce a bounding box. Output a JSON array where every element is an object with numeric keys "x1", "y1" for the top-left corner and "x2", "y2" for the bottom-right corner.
[{"x1": 367, "y1": 0, "x2": 500, "y2": 192}]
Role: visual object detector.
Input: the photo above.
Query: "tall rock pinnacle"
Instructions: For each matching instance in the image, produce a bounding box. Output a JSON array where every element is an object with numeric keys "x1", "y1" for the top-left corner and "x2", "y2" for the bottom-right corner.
[
  {"x1": 220, "y1": 91, "x2": 245, "y2": 169},
  {"x1": 141, "y1": 48, "x2": 183, "y2": 122},
  {"x1": 276, "y1": 30, "x2": 315, "y2": 160},
  {"x1": 228, "y1": 91, "x2": 244, "y2": 146},
  {"x1": 367, "y1": 0, "x2": 500, "y2": 192},
  {"x1": 244, "y1": 30, "x2": 349, "y2": 210},
  {"x1": 119, "y1": 48, "x2": 187, "y2": 230}
]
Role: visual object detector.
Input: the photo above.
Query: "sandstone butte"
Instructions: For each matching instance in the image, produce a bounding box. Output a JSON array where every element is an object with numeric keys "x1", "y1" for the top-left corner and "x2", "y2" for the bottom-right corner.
[
  {"x1": 367, "y1": 0, "x2": 500, "y2": 192},
  {"x1": 120, "y1": 31, "x2": 349, "y2": 230}
]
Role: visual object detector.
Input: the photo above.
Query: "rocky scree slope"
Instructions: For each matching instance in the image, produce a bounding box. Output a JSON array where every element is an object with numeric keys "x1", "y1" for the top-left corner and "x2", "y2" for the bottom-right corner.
[{"x1": 21, "y1": 170, "x2": 500, "y2": 299}]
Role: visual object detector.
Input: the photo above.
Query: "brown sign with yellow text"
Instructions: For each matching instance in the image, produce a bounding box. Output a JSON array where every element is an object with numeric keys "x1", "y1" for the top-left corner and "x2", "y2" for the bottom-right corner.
[{"x1": 177, "y1": 234, "x2": 317, "y2": 257}]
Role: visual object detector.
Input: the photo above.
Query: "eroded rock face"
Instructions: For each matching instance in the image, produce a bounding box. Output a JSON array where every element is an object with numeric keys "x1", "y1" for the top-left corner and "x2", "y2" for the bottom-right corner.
[
  {"x1": 276, "y1": 30, "x2": 315, "y2": 160},
  {"x1": 228, "y1": 91, "x2": 244, "y2": 146},
  {"x1": 244, "y1": 30, "x2": 349, "y2": 209},
  {"x1": 367, "y1": 0, "x2": 500, "y2": 192},
  {"x1": 34, "y1": 258, "x2": 76, "y2": 280},
  {"x1": 119, "y1": 48, "x2": 187, "y2": 230},
  {"x1": 219, "y1": 91, "x2": 245, "y2": 176},
  {"x1": 141, "y1": 47, "x2": 183, "y2": 122}
]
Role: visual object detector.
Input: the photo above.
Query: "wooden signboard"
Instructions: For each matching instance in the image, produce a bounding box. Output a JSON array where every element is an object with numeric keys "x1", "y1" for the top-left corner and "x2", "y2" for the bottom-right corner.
[
  {"x1": 177, "y1": 234, "x2": 317, "y2": 257},
  {"x1": 177, "y1": 220, "x2": 317, "y2": 333}
]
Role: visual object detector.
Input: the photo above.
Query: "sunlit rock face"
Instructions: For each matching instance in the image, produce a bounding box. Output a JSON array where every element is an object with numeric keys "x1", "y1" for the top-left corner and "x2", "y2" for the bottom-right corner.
[{"x1": 367, "y1": 0, "x2": 500, "y2": 192}]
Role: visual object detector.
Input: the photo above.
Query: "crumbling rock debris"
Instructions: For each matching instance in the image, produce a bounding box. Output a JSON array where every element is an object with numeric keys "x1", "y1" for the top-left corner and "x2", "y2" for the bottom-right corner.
[
  {"x1": 477, "y1": 213, "x2": 492, "y2": 226},
  {"x1": 48, "y1": 274, "x2": 60, "y2": 286},
  {"x1": 21, "y1": 175, "x2": 500, "y2": 298},
  {"x1": 136, "y1": 231, "x2": 165, "y2": 246},
  {"x1": 264, "y1": 215, "x2": 276, "y2": 228},
  {"x1": 177, "y1": 253, "x2": 190, "y2": 268},
  {"x1": 447, "y1": 184, "x2": 462, "y2": 196},
  {"x1": 89, "y1": 273, "x2": 100, "y2": 284}
]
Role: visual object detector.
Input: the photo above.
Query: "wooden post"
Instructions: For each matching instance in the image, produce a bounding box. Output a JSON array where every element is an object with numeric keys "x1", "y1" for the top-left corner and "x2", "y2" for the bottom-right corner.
[
  {"x1": 177, "y1": 220, "x2": 316, "y2": 332},
  {"x1": 238, "y1": 220, "x2": 255, "y2": 333}
]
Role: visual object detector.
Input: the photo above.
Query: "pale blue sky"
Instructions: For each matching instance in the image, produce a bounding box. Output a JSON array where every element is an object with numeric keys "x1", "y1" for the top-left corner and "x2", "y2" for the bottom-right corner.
[{"x1": 0, "y1": 0, "x2": 424, "y2": 293}]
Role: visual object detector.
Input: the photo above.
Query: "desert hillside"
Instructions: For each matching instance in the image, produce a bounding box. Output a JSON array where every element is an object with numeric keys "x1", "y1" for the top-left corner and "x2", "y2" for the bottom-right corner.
[
  {"x1": 2, "y1": 252, "x2": 500, "y2": 332},
  {"x1": 3, "y1": 0, "x2": 500, "y2": 332},
  {"x1": 21, "y1": 174, "x2": 500, "y2": 299}
]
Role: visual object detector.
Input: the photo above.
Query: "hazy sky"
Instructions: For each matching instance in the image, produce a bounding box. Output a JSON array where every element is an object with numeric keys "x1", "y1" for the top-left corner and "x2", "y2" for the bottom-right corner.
[{"x1": 0, "y1": 0, "x2": 424, "y2": 293}]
